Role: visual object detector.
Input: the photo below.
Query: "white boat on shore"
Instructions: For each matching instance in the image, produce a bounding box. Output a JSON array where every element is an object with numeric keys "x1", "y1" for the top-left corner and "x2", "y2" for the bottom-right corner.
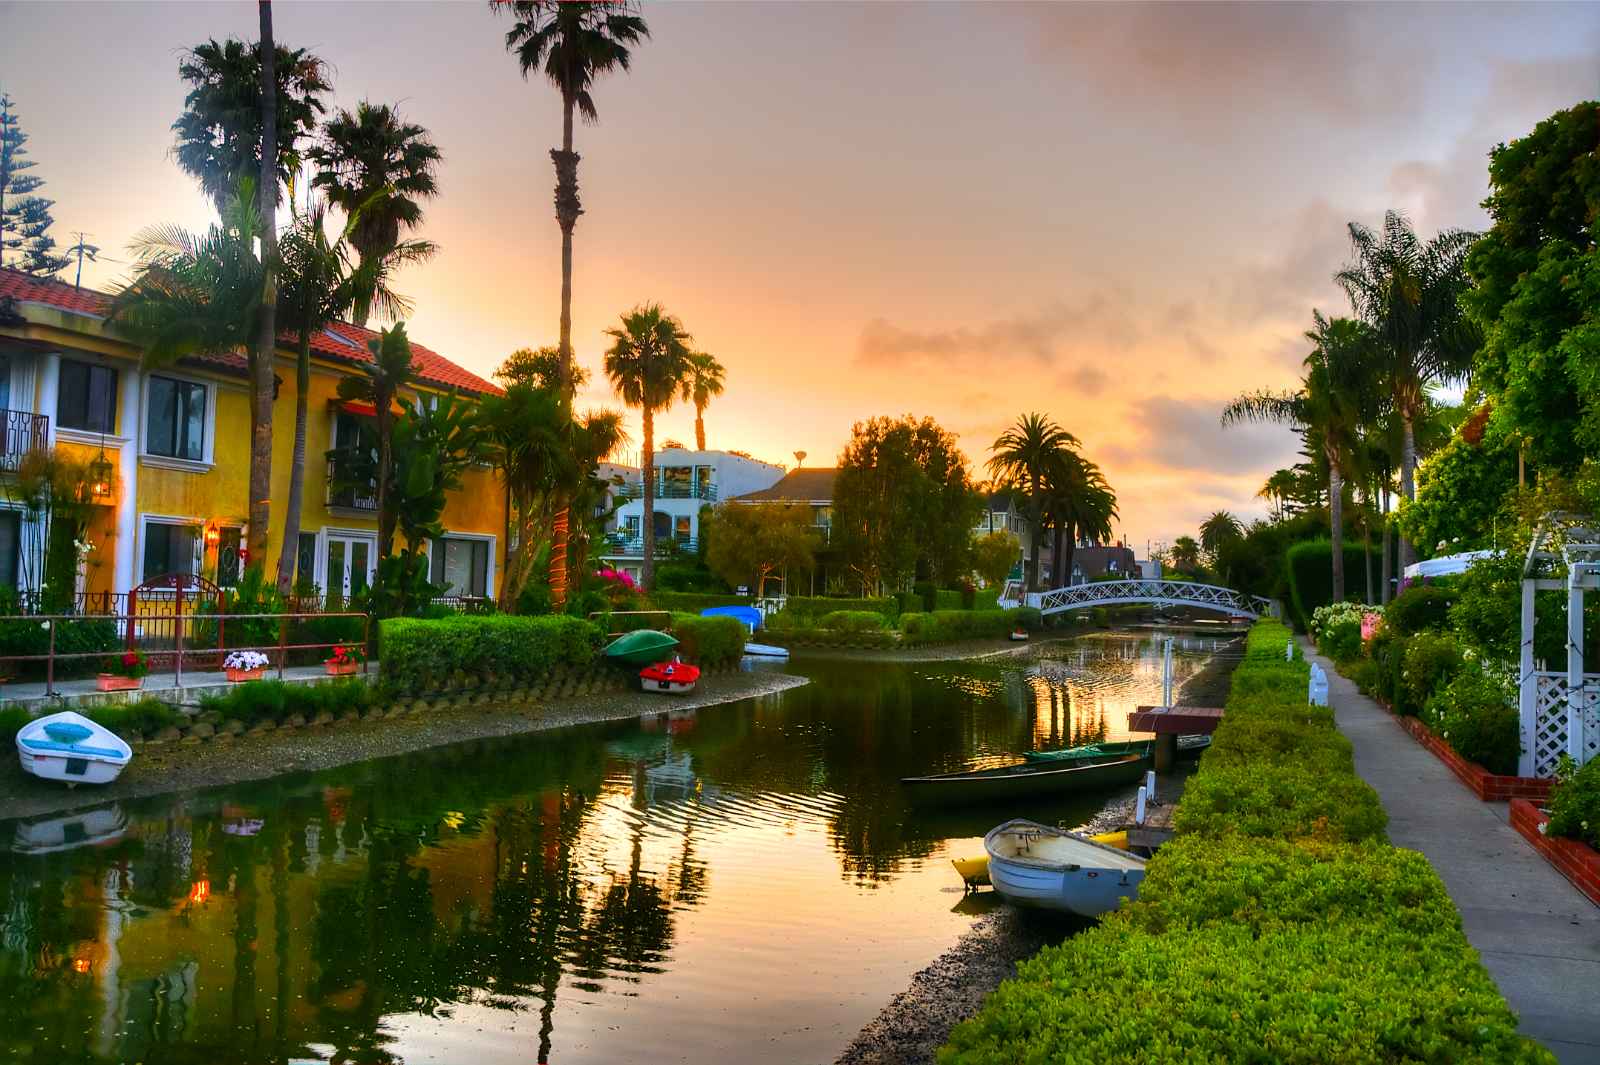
[
  {"x1": 984, "y1": 818, "x2": 1147, "y2": 916},
  {"x1": 15, "y1": 711, "x2": 132, "y2": 786},
  {"x1": 742, "y1": 641, "x2": 790, "y2": 660}
]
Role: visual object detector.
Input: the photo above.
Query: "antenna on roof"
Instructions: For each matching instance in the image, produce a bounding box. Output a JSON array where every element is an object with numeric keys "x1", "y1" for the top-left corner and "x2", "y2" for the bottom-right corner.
[
  {"x1": 68, "y1": 233, "x2": 99, "y2": 289},
  {"x1": 794, "y1": 450, "x2": 806, "y2": 469}
]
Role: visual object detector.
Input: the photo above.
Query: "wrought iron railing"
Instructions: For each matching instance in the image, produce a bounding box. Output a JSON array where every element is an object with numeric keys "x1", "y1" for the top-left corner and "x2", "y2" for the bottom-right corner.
[
  {"x1": 601, "y1": 534, "x2": 697, "y2": 557},
  {"x1": 326, "y1": 453, "x2": 378, "y2": 511},
  {"x1": 0, "y1": 409, "x2": 49, "y2": 471},
  {"x1": 613, "y1": 481, "x2": 718, "y2": 502}
]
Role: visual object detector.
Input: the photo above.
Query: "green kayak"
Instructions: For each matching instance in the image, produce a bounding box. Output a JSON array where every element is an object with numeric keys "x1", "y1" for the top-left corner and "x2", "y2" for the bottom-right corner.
[
  {"x1": 1025, "y1": 735, "x2": 1211, "y2": 764},
  {"x1": 603, "y1": 629, "x2": 680, "y2": 668}
]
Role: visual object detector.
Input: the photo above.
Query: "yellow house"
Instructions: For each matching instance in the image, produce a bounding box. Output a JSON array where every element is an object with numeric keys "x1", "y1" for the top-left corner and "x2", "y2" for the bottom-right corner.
[{"x1": 0, "y1": 265, "x2": 507, "y2": 604}]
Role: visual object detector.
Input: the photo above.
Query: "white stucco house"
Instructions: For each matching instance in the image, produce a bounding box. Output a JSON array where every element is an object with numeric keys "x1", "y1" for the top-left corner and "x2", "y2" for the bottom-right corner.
[{"x1": 600, "y1": 448, "x2": 785, "y2": 578}]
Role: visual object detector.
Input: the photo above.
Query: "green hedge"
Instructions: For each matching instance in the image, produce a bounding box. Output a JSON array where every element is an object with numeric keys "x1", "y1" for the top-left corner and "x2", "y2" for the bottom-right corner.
[
  {"x1": 941, "y1": 619, "x2": 1551, "y2": 1065},
  {"x1": 1283, "y1": 539, "x2": 1370, "y2": 630},
  {"x1": 669, "y1": 612, "x2": 747, "y2": 667},
  {"x1": 648, "y1": 591, "x2": 754, "y2": 614},
  {"x1": 898, "y1": 608, "x2": 1040, "y2": 645},
  {"x1": 199, "y1": 679, "x2": 376, "y2": 725},
  {"x1": 380, "y1": 614, "x2": 601, "y2": 695},
  {"x1": 0, "y1": 615, "x2": 121, "y2": 680},
  {"x1": 817, "y1": 610, "x2": 889, "y2": 633},
  {"x1": 764, "y1": 628, "x2": 901, "y2": 650},
  {"x1": 86, "y1": 698, "x2": 181, "y2": 739},
  {"x1": 781, "y1": 595, "x2": 897, "y2": 621},
  {"x1": 1385, "y1": 584, "x2": 1456, "y2": 636}
]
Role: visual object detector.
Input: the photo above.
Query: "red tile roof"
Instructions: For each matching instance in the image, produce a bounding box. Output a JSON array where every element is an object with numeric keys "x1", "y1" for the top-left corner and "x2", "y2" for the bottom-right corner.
[{"x1": 0, "y1": 266, "x2": 500, "y2": 396}]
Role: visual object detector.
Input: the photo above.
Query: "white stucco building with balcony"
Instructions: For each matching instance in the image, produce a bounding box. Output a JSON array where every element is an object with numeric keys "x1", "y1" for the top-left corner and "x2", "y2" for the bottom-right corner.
[{"x1": 600, "y1": 448, "x2": 785, "y2": 577}]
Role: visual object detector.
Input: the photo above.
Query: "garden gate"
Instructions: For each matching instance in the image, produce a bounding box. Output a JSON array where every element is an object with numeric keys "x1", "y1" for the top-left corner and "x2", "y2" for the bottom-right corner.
[{"x1": 1518, "y1": 517, "x2": 1600, "y2": 778}]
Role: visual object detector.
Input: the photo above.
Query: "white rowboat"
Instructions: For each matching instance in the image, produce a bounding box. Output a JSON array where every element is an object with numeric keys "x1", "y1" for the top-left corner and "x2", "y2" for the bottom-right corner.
[
  {"x1": 742, "y1": 642, "x2": 790, "y2": 659},
  {"x1": 16, "y1": 711, "x2": 132, "y2": 786},
  {"x1": 984, "y1": 818, "x2": 1146, "y2": 917}
]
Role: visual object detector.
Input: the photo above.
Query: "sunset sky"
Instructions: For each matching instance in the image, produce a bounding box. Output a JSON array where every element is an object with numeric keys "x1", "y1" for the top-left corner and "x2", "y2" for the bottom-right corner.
[{"x1": 4, "y1": 1, "x2": 1598, "y2": 549}]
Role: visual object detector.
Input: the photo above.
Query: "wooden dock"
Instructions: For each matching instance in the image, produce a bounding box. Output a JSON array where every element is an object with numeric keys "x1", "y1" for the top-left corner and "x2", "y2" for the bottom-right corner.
[{"x1": 1128, "y1": 704, "x2": 1224, "y2": 772}]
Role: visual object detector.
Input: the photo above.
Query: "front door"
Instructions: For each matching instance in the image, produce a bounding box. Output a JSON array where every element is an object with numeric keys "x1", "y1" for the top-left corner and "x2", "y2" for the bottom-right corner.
[{"x1": 324, "y1": 532, "x2": 376, "y2": 602}]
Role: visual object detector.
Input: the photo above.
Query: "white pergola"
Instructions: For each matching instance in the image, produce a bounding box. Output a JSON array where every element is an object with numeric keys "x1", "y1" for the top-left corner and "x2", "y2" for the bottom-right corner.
[{"x1": 1519, "y1": 515, "x2": 1600, "y2": 778}]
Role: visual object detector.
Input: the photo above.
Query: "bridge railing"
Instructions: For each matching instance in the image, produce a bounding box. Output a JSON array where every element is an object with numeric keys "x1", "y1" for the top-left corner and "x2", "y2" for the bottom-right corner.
[{"x1": 1027, "y1": 579, "x2": 1273, "y2": 619}]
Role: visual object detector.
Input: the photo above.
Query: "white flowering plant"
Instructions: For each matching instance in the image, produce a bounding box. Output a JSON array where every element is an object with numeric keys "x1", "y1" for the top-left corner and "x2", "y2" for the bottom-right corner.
[
  {"x1": 1309, "y1": 601, "x2": 1367, "y2": 661},
  {"x1": 224, "y1": 650, "x2": 270, "y2": 672}
]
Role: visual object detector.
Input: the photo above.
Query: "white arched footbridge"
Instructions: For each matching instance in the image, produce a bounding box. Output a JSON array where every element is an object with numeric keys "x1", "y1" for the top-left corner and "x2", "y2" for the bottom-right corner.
[{"x1": 998, "y1": 579, "x2": 1276, "y2": 620}]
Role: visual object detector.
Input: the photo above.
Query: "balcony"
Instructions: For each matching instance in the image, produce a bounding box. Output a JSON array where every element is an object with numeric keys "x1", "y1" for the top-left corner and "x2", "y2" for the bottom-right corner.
[
  {"x1": 326, "y1": 453, "x2": 377, "y2": 512},
  {"x1": 601, "y1": 533, "x2": 697, "y2": 558},
  {"x1": 0, "y1": 410, "x2": 49, "y2": 471},
  {"x1": 614, "y1": 481, "x2": 718, "y2": 502}
]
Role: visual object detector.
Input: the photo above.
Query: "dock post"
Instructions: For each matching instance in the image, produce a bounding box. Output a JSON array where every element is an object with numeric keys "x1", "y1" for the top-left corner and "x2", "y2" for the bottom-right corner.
[
  {"x1": 1153, "y1": 733, "x2": 1177, "y2": 773},
  {"x1": 1145, "y1": 769, "x2": 1157, "y2": 803},
  {"x1": 1134, "y1": 785, "x2": 1147, "y2": 825}
]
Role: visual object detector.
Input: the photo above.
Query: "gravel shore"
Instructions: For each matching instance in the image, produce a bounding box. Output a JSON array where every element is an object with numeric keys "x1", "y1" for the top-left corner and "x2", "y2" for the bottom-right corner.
[{"x1": 0, "y1": 669, "x2": 809, "y2": 821}]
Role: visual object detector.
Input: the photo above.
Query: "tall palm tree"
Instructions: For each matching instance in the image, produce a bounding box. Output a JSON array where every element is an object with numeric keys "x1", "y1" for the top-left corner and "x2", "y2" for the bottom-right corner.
[
  {"x1": 681, "y1": 351, "x2": 725, "y2": 452},
  {"x1": 337, "y1": 323, "x2": 416, "y2": 558},
  {"x1": 986, "y1": 413, "x2": 1079, "y2": 592},
  {"x1": 307, "y1": 102, "x2": 442, "y2": 326},
  {"x1": 1223, "y1": 312, "x2": 1379, "y2": 602},
  {"x1": 495, "y1": 0, "x2": 650, "y2": 396},
  {"x1": 603, "y1": 304, "x2": 692, "y2": 591},
  {"x1": 253, "y1": 1, "x2": 281, "y2": 570},
  {"x1": 1199, "y1": 511, "x2": 1244, "y2": 563},
  {"x1": 1045, "y1": 451, "x2": 1117, "y2": 585},
  {"x1": 274, "y1": 201, "x2": 435, "y2": 591},
  {"x1": 1335, "y1": 211, "x2": 1478, "y2": 569}
]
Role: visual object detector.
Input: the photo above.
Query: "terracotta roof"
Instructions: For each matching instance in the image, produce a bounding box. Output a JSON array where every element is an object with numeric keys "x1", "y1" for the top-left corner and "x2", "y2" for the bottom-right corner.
[
  {"x1": 0, "y1": 266, "x2": 500, "y2": 396},
  {"x1": 733, "y1": 467, "x2": 836, "y2": 503}
]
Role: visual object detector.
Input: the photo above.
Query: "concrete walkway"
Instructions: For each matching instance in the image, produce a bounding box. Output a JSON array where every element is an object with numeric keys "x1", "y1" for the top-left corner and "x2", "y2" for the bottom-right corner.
[
  {"x1": 1304, "y1": 642, "x2": 1600, "y2": 1064},
  {"x1": 2, "y1": 664, "x2": 369, "y2": 712}
]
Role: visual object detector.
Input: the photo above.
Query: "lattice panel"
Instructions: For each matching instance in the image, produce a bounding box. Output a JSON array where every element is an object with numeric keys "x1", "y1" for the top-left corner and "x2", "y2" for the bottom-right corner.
[{"x1": 1531, "y1": 672, "x2": 1600, "y2": 778}]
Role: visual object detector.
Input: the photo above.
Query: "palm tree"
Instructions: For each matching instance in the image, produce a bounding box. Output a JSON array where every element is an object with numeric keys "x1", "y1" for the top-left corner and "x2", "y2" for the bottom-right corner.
[
  {"x1": 307, "y1": 102, "x2": 442, "y2": 327},
  {"x1": 681, "y1": 351, "x2": 725, "y2": 451},
  {"x1": 495, "y1": 0, "x2": 650, "y2": 395},
  {"x1": 1199, "y1": 511, "x2": 1244, "y2": 563},
  {"x1": 1044, "y1": 451, "x2": 1117, "y2": 585},
  {"x1": 603, "y1": 304, "x2": 692, "y2": 591},
  {"x1": 1169, "y1": 536, "x2": 1202, "y2": 573},
  {"x1": 274, "y1": 201, "x2": 435, "y2": 590},
  {"x1": 987, "y1": 413, "x2": 1078, "y2": 592},
  {"x1": 337, "y1": 323, "x2": 416, "y2": 558},
  {"x1": 1223, "y1": 313, "x2": 1379, "y2": 602},
  {"x1": 1335, "y1": 211, "x2": 1478, "y2": 569},
  {"x1": 252, "y1": 2, "x2": 282, "y2": 568},
  {"x1": 172, "y1": 37, "x2": 329, "y2": 213}
]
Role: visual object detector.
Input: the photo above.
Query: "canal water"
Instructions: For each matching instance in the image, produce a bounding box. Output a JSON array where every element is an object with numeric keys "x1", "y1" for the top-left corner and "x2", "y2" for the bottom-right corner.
[{"x1": 0, "y1": 629, "x2": 1228, "y2": 1065}]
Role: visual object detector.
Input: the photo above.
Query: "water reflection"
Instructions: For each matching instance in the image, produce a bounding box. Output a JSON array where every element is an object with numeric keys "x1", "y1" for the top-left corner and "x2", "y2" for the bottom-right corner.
[{"x1": 0, "y1": 629, "x2": 1229, "y2": 1065}]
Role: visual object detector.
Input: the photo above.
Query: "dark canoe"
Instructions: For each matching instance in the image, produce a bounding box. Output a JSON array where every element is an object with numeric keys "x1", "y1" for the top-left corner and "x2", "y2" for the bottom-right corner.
[
  {"x1": 603, "y1": 630, "x2": 680, "y2": 669},
  {"x1": 1024, "y1": 735, "x2": 1212, "y2": 765},
  {"x1": 901, "y1": 753, "x2": 1151, "y2": 807}
]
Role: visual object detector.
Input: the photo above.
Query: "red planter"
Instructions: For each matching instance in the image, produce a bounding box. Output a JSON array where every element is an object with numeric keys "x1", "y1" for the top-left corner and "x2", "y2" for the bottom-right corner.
[
  {"x1": 1509, "y1": 798, "x2": 1600, "y2": 907},
  {"x1": 96, "y1": 674, "x2": 143, "y2": 692},
  {"x1": 226, "y1": 667, "x2": 267, "y2": 683},
  {"x1": 1396, "y1": 716, "x2": 1554, "y2": 803},
  {"x1": 325, "y1": 660, "x2": 361, "y2": 676}
]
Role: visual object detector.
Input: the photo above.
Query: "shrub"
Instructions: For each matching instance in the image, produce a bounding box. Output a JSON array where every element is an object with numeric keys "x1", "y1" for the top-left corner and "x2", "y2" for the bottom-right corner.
[
  {"x1": 1546, "y1": 755, "x2": 1600, "y2": 850},
  {"x1": 1384, "y1": 584, "x2": 1455, "y2": 637},
  {"x1": 1174, "y1": 762, "x2": 1388, "y2": 843},
  {"x1": 669, "y1": 612, "x2": 747, "y2": 667},
  {"x1": 648, "y1": 591, "x2": 755, "y2": 614},
  {"x1": 1424, "y1": 665, "x2": 1520, "y2": 775},
  {"x1": 897, "y1": 608, "x2": 1040, "y2": 645},
  {"x1": 816, "y1": 610, "x2": 889, "y2": 633},
  {"x1": 87, "y1": 698, "x2": 180, "y2": 738},
  {"x1": 0, "y1": 614, "x2": 120, "y2": 681},
  {"x1": 0, "y1": 706, "x2": 30, "y2": 745},
  {"x1": 201, "y1": 679, "x2": 374, "y2": 724},
  {"x1": 1282, "y1": 539, "x2": 1369, "y2": 630},
  {"x1": 1309, "y1": 601, "x2": 1366, "y2": 662},
  {"x1": 380, "y1": 614, "x2": 601, "y2": 695},
  {"x1": 1366, "y1": 628, "x2": 1404, "y2": 705},
  {"x1": 781, "y1": 595, "x2": 898, "y2": 621},
  {"x1": 1345, "y1": 656, "x2": 1381, "y2": 697},
  {"x1": 1401, "y1": 631, "x2": 1462, "y2": 715}
]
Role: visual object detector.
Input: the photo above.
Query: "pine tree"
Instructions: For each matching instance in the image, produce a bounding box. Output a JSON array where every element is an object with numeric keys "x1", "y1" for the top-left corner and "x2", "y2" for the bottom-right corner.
[{"x1": 0, "y1": 94, "x2": 70, "y2": 277}]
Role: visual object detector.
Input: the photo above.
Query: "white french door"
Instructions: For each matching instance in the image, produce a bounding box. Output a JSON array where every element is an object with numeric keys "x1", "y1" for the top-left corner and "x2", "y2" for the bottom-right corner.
[{"x1": 324, "y1": 531, "x2": 377, "y2": 600}]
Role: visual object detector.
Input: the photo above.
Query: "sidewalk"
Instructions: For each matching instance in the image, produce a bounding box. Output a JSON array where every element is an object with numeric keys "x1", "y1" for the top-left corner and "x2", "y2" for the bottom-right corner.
[
  {"x1": 2, "y1": 664, "x2": 367, "y2": 712},
  {"x1": 1304, "y1": 642, "x2": 1600, "y2": 1064}
]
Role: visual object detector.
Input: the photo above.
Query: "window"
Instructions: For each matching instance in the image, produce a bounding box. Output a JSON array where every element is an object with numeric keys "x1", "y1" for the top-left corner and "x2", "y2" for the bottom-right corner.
[
  {"x1": 146, "y1": 376, "x2": 206, "y2": 460},
  {"x1": 295, "y1": 533, "x2": 318, "y2": 592},
  {"x1": 142, "y1": 521, "x2": 199, "y2": 581},
  {"x1": 431, "y1": 537, "x2": 489, "y2": 597},
  {"x1": 674, "y1": 515, "x2": 692, "y2": 541},
  {"x1": 216, "y1": 526, "x2": 243, "y2": 587},
  {"x1": 58, "y1": 360, "x2": 117, "y2": 433},
  {"x1": 0, "y1": 511, "x2": 19, "y2": 588}
]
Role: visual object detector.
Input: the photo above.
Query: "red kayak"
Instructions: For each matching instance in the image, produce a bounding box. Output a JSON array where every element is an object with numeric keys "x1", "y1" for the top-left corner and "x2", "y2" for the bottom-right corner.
[{"x1": 639, "y1": 659, "x2": 700, "y2": 694}]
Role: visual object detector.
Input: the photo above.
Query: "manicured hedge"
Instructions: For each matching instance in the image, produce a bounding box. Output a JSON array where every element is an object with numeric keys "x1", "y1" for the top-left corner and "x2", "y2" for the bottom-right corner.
[
  {"x1": 1284, "y1": 539, "x2": 1370, "y2": 630},
  {"x1": 898, "y1": 608, "x2": 1040, "y2": 645},
  {"x1": 669, "y1": 612, "x2": 747, "y2": 667},
  {"x1": 380, "y1": 614, "x2": 601, "y2": 695},
  {"x1": 781, "y1": 595, "x2": 897, "y2": 621},
  {"x1": 941, "y1": 619, "x2": 1552, "y2": 1065},
  {"x1": 817, "y1": 610, "x2": 889, "y2": 633}
]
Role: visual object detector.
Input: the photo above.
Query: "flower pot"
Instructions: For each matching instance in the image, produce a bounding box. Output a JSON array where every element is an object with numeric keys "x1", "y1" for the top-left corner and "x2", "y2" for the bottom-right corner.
[
  {"x1": 325, "y1": 660, "x2": 361, "y2": 676},
  {"x1": 226, "y1": 667, "x2": 267, "y2": 683},
  {"x1": 97, "y1": 674, "x2": 143, "y2": 692}
]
